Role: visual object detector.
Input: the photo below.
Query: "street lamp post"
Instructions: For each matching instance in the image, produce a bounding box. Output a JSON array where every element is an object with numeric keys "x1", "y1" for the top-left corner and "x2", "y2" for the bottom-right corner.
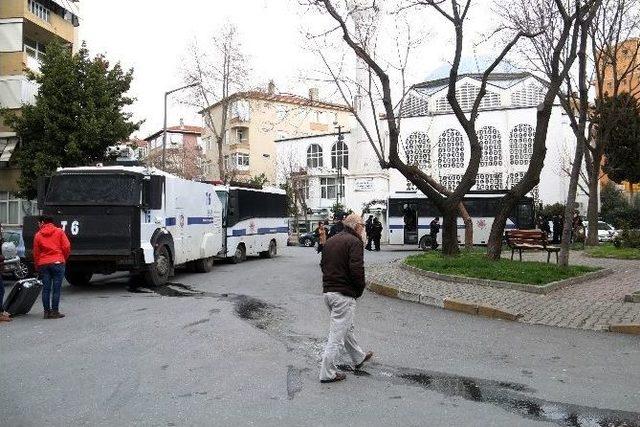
[
  {"x1": 335, "y1": 124, "x2": 343, "y2": 207},
  {"x1": 162, "y1": 82, "x2": 200, "y2": 169}
]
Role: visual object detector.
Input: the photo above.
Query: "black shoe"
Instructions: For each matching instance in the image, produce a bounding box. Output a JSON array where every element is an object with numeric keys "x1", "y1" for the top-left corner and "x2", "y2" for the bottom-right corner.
[{"x1": 320, "y1": 372, "x2": 347, "y2": 383}]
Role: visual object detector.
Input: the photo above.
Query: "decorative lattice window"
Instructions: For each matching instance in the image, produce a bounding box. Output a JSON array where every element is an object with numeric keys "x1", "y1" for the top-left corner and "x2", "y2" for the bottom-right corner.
[
  {"x1": 509, "y1": 124, "x2": 534, "y2": 166},
  {"x1": 331, "y1": 141, "x2": 349, "y2": 170},
  {"x1": 511, "y1": 83, "x2": 545, "y2": 107},
  {"x1": 434, "y1": 83, "x2": 501, "y2": 113},
  {"x1": 475, "y1": 173, "x2": 503, "y2": 190},
  {"x1": 401, "y1": 94, "x2": 430, "y2": 117},
  {"x1": 478, "y1": 126, "x2": 502, "y2": 167},
  {"x1": 507, "y1": 172, "x2": 539, "y2": 201},
  {"x1": 440, "y1": 174, "x2": 463, "y2": 191},
  {"x1": 307, "y1": 144, "x2": 323, "y2": 168},
  {"x1": 438, "y1": 129, "x2": 465, "y2": 168},
  {"x1": 403, "y1": 132, "x2": 430, "y2": 169}
]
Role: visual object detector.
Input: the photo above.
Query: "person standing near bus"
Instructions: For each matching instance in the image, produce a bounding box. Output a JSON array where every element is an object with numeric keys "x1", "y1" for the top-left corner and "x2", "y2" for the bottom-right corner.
[
  {"x1": 364, "y1": 215, "x2": 374, "y2": 251},
  {"x1": 0, "y1": 222, "x2": 12, "y2": 323},
  {"x1": 328, "y1": 212, "x2": 345, "y2": 239},
  {"x1": 370, "y1": 217, "x2": 383, "y2": 251},
  {"x1": 315, "y1": 221, "x2": 328, "y2": 253},
  {"x1": 33, "y1": 216, "x2": 71, "y2": 319},
  {"x1": 429, "y1": 217, "x2": 440, "y2": 249}
]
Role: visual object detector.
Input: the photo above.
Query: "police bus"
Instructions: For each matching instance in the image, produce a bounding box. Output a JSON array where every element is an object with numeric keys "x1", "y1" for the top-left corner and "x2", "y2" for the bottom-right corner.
[
  {"x1": 23, "y1": 164, "x2": 288, "y2": 288},
  {"x1": 387, "y1": 190, "x2": 535, "y2": 249}
]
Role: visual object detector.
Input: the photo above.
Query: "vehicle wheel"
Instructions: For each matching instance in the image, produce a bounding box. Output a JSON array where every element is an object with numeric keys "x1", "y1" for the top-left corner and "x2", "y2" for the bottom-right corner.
[
  {"x1": 260, "y1": 240, "x2": 277, "y2": 259},
  {"x1": 231, "y1": 244, "x2": 246, "y2": 264},
  {"x1": 194, "y1": 256, "x2": 214, "y2": 273},
  {"x1": 302, "y1": 238, "x2": 314, "y2": 247},
  {"x1": 144, "y1": 245, "x2": 171, "y2": 287},
  {"x1": 13, "y1": 261, "x2": 30, "y2": 280},
  {"x1": 65, "y1": 269, "x2": 93, "y2": 287}
]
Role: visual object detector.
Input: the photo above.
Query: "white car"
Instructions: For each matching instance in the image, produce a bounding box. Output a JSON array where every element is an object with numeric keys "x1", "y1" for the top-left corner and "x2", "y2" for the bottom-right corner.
[{"x1": 583, "y1": 220, "x2": 617, "y2": 242}]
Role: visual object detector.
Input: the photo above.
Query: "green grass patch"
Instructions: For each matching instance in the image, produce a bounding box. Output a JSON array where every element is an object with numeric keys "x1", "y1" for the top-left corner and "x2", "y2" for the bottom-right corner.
[
  {"x1": 585, "y1": 243, "x2": 640, "y2": 260},
  {"x1": 405, "y1": 251, "x2": 599, "y2": 286}
]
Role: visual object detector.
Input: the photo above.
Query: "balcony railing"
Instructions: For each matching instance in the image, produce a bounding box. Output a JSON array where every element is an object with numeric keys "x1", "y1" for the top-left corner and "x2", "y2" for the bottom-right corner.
[{"x1": 28, "y1": 0, "x2": 50, "y2": 22}]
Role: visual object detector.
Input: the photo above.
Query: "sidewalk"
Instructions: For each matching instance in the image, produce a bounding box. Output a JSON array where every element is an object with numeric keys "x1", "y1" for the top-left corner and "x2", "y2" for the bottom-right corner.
[{"x1": 368, "y1": 250, "x2": 640, "y2": 332}]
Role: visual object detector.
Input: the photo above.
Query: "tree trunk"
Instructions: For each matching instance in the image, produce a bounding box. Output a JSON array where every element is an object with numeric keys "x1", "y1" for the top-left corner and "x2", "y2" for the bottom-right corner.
[
  {"x1": 441, "y1": 211, "x2": 460, "y2": 257},
  {"x1": 486, "y1": 204, "x2": 513, "y2": 260},
  {"x1": 585, "y1": 163, "x2": 600, "y2": 246},
  {"x1": 216, "y1": 136, "x2": 225, "y2": 181},
  {"x1": 458, "y1": 203, "x2": 473, "y2": 249},
  {"x1": 559, "y1": 136, "x2": 584, "y2": 266}
]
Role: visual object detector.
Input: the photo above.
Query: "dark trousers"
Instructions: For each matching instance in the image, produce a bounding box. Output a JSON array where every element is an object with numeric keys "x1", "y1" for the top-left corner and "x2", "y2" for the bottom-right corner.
[
  {"x1": 373, "y1": 237, "x2": 381, "y2": 251},
  {"x1": 40, "y1": 263, "x2": 65, "y2": 311},
  {"x1": 0, "y1": 273, "x2": 4, "y2": 312},
  {"x1": 365, "y1": 235, "x2": 372, "y2": 250}
]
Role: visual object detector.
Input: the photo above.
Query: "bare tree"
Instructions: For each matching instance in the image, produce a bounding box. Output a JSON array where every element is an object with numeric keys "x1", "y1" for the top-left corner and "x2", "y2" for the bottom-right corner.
[
  {"x1": 486, "y1": 0, "x2": 601, "y2": 260},
  {"x1": 181, "y1": 23, "x2": 250, "y2": 180},
  {"x1": 555, "y1": 3, "x2": 600, "y2": 266},
  {"x1": 146, "y1": 144, "x2": 208, "y2": 180},
  {"x1": 304, "y1": 0, "x2": 535, "y2": 255}
]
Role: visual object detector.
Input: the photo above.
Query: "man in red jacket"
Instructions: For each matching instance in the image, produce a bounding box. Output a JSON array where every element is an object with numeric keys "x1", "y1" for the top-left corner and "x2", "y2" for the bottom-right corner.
[{"x1": 33, "y1": 216, "x2": 71, "y2": 319}]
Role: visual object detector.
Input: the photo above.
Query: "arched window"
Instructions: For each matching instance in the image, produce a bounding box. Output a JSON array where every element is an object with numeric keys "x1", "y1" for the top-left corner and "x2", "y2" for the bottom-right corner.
[
  {"x1": 438, "y1": 129, "x2": 464, "y2": 168},
  {"x1": 478, "y1": 126, "x2": 502, "y2": 167},
  {"x1": 509, "y1": 124, "x2": 535, "y2": 166},
  {"x1": 403, "y1": 132, "x2": 430, "y2": 169},
  {"x1": 331, "y1": 141, "x2": 349, "y2": 169},
  {"x1": 307, "y1": 144, "x2": 323, "y2": 168}
]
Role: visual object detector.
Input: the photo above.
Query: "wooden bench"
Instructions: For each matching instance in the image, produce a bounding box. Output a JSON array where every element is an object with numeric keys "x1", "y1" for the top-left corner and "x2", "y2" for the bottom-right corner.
[{"x1": 505, "y1": 229, "x2": 560, "y2": 263}]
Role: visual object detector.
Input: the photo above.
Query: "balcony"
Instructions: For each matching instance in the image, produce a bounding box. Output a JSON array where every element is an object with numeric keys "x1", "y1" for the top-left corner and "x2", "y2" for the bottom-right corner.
[
  {"x1": 0, "y1": 0, "x2": 77, "y2": 44},
  {"x1": 0, "y1": 76, "x2": 39, "y2": 109}
]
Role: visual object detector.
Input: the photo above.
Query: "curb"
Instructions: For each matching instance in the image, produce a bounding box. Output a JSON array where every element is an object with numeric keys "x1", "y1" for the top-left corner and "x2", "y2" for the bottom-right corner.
[
  {"x1": 367, "y1": 281, "x2": 519, "y2": 321},
  {"x1": 399, "y1": 262, "x2": 614, "y2": 295},
  {"x1": 608, "y1": 324, "x2": 640, "y2": 335}
]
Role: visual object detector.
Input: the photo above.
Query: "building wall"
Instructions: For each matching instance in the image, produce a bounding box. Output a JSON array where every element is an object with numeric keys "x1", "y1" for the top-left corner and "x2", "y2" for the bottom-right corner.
[
  {"x1": 389, "y1": 105, "x2": 587, "y2": 210},
  {"x1": 202, "y1": 95, "x2": 352, "y2": 184}
]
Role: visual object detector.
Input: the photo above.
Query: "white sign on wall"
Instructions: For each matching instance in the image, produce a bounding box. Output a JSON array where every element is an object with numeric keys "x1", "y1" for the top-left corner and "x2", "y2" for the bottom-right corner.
[{"x1": 354, "y1": 178, "x2": 373, "y2": 192}]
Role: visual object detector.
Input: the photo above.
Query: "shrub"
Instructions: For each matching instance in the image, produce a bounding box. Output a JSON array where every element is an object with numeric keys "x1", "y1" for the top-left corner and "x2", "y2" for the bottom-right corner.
[{"x1": 613, "y1": 227, "x2": 640, "y2": 248}]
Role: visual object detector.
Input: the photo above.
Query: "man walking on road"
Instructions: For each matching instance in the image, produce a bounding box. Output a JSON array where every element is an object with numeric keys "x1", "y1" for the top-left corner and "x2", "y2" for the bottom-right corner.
[
  {"x1": 319, "y1": 213, "x2": 373, "y2": 383},
  {"x1": 33, "y1": 216, "x2": 71, "y2": 319}
]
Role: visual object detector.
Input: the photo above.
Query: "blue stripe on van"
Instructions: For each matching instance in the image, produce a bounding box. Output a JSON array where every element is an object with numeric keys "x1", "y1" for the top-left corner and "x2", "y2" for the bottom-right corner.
[
  {"x1": 257, "y1": 227, "x2": 288, "y2": 234},
  {"x1": 187, "y1": 216, "x2": 214, "y2": 225},
  {"x1": 232, "y1": 229, "x2": 246, "y2": 236},
  {"x1": 165, "y1": 217, "x2": 176, "y2": 226}
]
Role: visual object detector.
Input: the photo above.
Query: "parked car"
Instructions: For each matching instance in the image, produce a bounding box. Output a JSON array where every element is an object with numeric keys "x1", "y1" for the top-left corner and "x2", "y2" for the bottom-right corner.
[
  {"x1": 2, "y1": 229, "x2": 30, "y2": 279},
  {"x1": 582, "y1": 221, "x2": 617, "y2": 242},
  {"x1": 298, "y1": 232, "x2": 317, "y2": 247}
]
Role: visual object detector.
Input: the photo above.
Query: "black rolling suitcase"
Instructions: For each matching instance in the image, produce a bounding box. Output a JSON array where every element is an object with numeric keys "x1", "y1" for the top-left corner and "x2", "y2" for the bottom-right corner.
[{"x1": 4, "y1": 278, "x2": 43, "y2": 316}]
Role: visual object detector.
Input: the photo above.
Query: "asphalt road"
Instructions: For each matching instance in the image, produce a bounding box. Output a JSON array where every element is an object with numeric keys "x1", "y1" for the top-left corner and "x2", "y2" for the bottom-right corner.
[{"x1": 1, "y1": 246, "x2": 639, "y2": 426}]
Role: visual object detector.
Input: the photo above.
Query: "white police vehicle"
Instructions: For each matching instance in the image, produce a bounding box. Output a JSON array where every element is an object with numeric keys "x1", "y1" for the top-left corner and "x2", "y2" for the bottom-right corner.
[{"x1": 24, "y1": 164, "x2": 287, "y2": 287}]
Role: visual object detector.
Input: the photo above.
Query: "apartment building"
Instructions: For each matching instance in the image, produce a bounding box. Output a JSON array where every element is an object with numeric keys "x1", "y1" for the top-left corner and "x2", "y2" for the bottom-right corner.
[
  {"x1": 144, "y1": 121, "x2": 207, "y2": 180},
  {"x1": 0, "y1": 0, "x2": 79, "y2": 227},
  {"x1": 200, "y1": 85, "x2": 352, "y2": 184},
  {"x1": 599, "y1": 37, "x2": 640, "y2": 196}
]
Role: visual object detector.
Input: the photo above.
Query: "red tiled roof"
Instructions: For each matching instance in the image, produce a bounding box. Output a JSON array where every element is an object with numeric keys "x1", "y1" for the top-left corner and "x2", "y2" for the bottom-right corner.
[
  {"x1": 201, "y1": 91, "x2": 352, "y2": 113},
  {"x1": 144, "y1": 125, "x2": 203, "y2": 141}
]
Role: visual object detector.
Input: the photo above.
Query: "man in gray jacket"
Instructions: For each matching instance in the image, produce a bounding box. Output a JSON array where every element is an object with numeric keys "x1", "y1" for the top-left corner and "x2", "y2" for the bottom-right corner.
[{"x1": 319, "y1": 213, "x2": 373, "y2": 383}]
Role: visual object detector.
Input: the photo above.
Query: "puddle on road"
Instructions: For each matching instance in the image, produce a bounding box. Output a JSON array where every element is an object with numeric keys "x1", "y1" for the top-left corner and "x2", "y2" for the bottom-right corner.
[
  {"x1": 376, "y1": 366, "x2": 640, "y2": 427},
  {"x1": 129, "y1": 282, "x2": 282, "y2": 332}
]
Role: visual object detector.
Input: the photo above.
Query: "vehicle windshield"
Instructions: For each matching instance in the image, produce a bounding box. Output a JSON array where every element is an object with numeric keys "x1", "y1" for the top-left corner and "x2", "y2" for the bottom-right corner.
[
  {"x1": 46, "y1": 173, "x2": 141, "y2": 206},
  {"x1": 598, "y1": 223, "x2": 611, "y2": 231},
  {"x1": 2, "y1": 232, "x2": 20, "y2": 246}
]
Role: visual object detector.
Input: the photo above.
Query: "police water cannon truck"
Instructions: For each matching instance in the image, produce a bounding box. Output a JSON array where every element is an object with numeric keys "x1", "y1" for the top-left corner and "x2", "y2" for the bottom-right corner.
[{"x1": 23, "y1": 149, "x2": 288, "y2": 288}]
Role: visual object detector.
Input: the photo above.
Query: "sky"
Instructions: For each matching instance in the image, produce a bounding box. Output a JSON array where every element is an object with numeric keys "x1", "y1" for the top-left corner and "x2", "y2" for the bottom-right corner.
[{"x1": 76, "y1": 0, "x2": 495, "y2": 138}]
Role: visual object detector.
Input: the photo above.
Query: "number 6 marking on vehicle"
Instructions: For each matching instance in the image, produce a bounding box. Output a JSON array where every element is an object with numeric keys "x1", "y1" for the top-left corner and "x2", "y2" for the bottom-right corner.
[{"x1": 71, "y1": 220, "x2": 79, "y2": 235}]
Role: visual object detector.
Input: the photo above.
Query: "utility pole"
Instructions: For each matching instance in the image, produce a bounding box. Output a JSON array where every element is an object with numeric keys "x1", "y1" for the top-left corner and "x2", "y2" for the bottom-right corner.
[{"x1": 162, "y1": 82, "x2": 200, "y2": 169}]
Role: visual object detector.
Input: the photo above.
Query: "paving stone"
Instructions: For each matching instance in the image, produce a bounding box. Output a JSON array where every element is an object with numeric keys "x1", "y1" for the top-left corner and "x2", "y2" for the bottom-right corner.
[{"x1": 368, "y1": 250, "x2": 640, "y2": 332}]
